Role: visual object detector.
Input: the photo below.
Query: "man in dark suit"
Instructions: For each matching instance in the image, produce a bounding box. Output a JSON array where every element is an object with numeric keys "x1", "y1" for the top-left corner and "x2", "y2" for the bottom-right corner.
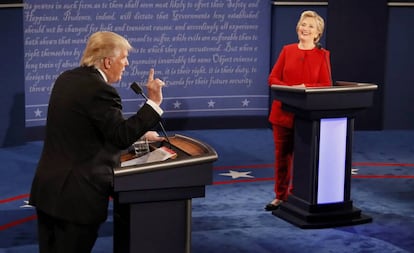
[{"x1": 29, "y1": 31, "x2": 165, "y2": 253}]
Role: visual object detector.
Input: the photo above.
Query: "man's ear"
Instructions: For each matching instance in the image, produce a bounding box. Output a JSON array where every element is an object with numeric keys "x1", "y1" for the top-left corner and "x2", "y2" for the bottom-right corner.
[{"x1": 103, "y1": 57, "x2": 111, "y2": 69}]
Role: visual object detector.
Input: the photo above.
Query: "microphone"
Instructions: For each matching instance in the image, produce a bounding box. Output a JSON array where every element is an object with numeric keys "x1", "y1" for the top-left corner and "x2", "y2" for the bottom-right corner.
[
  {"x1": 130, "y1": 82, "x2": 171, "y2": 148},
  {"x1": 315, "y1": 42, "x2": 322, "y2": 50},
  {"x1": 131, "y1": 81, "x2": 148, "y2": 99},
  {"x1": 315, "y1": 43, "x2": 332, "y2": 85}
]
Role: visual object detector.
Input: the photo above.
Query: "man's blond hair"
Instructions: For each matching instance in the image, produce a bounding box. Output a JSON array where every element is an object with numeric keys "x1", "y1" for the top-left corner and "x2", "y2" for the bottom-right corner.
[{"x1": 80, "y1": 31, "x2": 132, "y2": 67}]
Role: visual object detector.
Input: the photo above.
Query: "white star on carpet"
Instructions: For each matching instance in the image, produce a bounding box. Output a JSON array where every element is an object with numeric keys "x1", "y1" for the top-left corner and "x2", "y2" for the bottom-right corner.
[
  {"x1": 352, "y1": 168, "x2": 359, "y2": 175},
  {"x1": 20, "y1": 200, "x2": 34, "y2": 209},
  {"x1": 219, "y1": 170, "x2": 254, "y2": 179}
]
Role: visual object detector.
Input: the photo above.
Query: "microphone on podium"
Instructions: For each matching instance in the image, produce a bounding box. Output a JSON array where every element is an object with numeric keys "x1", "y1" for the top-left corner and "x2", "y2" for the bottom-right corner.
[
  {"x1": 130, "y1": 82, "x2": 171, "y2": 148},
  {"x1": 316, "y1": 42, "x2": 322, "y2": 50},
  {"x1": 315, "y1": 42, "x2": 332, "y2": 85}
]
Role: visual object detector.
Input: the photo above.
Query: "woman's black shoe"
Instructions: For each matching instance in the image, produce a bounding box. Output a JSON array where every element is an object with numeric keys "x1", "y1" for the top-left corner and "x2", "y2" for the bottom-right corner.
[
  {"x1": 264, "y1": 200, "x2": 284, "y2": 211},
  {"x1": 265, "y1": 203, "x2": 279, "y2": 211}
]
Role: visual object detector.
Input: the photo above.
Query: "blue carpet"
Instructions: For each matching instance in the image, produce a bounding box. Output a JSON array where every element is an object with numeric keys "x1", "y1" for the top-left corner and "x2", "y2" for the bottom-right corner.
[{"x1": 1, "y1": 129, "x2": 413, "y2": 253}]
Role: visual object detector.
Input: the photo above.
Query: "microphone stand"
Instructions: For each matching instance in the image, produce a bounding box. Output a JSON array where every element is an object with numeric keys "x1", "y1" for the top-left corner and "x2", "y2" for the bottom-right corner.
[
  {"x1": 316, "y1": 43, "x2": 333, "y2": 86},
  {"x1": 130, "y1": 82, "x2": 172, "y2": 149}
]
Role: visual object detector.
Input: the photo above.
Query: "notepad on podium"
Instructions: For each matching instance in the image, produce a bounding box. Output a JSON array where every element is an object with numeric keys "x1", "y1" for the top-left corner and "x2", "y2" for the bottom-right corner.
[{"x1": 121, "y1": 146, "x2": 177, "y2": 167}]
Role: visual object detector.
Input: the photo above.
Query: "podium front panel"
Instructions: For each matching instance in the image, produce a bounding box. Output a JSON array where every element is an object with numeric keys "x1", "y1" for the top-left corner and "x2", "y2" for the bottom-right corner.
[{"x1": 317, "y1": 118, "x2": 347, "y2": 204}]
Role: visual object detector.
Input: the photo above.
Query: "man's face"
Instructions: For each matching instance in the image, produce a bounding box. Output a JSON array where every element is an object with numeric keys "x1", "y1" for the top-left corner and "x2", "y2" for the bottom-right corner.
[{"x1": 105, "y1": 49, "x2": 129, "y2": 84}]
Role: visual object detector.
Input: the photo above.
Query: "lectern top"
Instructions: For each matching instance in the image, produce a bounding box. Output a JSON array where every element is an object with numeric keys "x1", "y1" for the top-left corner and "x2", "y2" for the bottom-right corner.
[
  {"x1": 271, "y1": 81, "x2": 377, "y2": 94},
  {"x1": 114, "y1": 134, "x2": 218, "y2": 176}
]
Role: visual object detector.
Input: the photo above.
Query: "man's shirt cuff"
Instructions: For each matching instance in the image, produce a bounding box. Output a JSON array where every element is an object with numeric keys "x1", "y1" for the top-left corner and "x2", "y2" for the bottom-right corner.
[{"x1": 146, "y1": 100, "x2": 163, "y2": 116}]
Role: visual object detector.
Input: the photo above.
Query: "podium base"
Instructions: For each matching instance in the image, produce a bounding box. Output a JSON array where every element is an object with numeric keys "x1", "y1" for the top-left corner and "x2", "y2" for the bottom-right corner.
[{"x1": 272, "y1": 199, "x2": 372, "y2": 229}]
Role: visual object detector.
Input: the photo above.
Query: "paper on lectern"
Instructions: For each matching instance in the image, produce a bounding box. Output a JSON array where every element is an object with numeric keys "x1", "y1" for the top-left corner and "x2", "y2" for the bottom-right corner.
[{"x1": 120, "y1": 146, "x2": 177, "y2": 167}]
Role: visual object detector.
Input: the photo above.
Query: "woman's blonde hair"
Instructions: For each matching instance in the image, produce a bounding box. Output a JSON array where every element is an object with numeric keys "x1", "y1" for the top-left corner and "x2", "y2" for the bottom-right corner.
[
  {"x1": 80, "y1": 31, "x2": 132, "y2": 67},
  {"x1": 296, "y1": 10, "x2": 325, "y2": 43}
]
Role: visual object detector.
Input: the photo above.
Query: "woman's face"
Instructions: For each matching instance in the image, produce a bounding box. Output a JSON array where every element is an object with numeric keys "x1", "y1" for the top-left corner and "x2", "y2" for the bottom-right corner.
[{"x1": 297, "y1": 17, "x2": 319, "y2": 43}]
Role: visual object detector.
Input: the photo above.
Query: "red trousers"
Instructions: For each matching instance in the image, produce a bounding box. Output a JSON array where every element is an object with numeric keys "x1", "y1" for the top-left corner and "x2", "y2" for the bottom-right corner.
[{"x1": 272, "y1": 125, "x2": 294, "y2": 201}]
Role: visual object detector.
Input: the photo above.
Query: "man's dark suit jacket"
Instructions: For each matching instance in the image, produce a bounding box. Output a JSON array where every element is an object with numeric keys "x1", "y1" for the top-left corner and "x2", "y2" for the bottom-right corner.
[{"x1": 29, "y1": 66, "x2": 161, "y2": 225}]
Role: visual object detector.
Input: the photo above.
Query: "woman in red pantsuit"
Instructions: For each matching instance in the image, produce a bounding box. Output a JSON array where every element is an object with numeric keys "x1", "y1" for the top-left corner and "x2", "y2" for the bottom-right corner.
[{"x1": 265, "y1": 10, "x2": 332, "y2": 211}]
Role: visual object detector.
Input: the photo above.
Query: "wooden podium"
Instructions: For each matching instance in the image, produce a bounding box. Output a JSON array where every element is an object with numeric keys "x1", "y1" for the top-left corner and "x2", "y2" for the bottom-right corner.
[
  {"x1": 270, "y1": 81, "x2": 377, "y2": 228},
  {"x1": 113, "y1": 134, "x2": 218, "y2": 253}
]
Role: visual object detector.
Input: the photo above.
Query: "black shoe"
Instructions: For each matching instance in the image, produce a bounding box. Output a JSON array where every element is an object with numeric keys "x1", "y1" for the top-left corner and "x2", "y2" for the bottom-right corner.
[
  {"x1": 264, "y1": 200, "x2": 283, "y2": 211},
  {"x1": 265, "y1": 203, "x2": 279, "y2": 211}
]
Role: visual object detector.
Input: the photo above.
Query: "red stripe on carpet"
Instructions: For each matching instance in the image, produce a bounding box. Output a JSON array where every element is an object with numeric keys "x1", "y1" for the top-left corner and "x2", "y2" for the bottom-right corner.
[
  {"x1": 353, "y1": 162, "x2": 414, "y2": 167},
  {"x1": 0, "y1": 194, "x2": 30, "y2": 204},
  {"x1": 1, "y1": 163, "x2": 412, "y2": 204},
  {"x1": 213, "y1": 162, "x2": 414, "y2": 171},
  {"x1": 353, "y1": 175, "x2": 414, "y2": 179},
  {"x1": 213, "y1": 175, "x2": 414, "y2": 184},
  {"x1": 0, "y1": 214, "x2": 37, "y2": 231}
]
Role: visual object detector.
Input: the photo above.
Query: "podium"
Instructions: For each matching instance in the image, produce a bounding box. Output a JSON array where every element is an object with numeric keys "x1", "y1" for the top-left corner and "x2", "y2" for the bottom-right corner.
[
  {"x1": 270, "y1": 81, "x2": 377, "y2": 228},
  {"x1": 113, "y1": 134, "x2": 218, "y2": 253}
]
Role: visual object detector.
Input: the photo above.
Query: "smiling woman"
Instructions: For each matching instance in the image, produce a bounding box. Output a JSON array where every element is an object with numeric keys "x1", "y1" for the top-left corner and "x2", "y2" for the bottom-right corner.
[{"x1": 265, "y1": 10, "x2": 331, "y2": 211}]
